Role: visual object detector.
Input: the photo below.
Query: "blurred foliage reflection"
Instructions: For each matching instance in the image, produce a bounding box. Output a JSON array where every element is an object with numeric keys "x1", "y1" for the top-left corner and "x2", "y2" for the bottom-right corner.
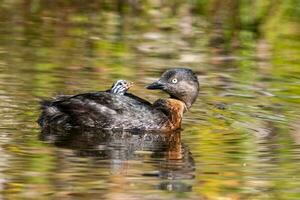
[{"x1": 0, "y1": 0, "x2": 299, "y2": 199}]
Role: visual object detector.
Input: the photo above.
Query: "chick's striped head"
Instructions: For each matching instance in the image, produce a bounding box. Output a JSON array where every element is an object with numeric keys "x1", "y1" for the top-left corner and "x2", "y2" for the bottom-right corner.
[{"x1": 110, "y1": 80, "x2": 133, "y2": 95}]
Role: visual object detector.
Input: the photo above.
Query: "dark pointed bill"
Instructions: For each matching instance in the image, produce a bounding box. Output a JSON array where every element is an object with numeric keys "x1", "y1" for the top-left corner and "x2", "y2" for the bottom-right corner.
[{"x1": 146, "y1": 81, "x2": 165, "y2": 90}]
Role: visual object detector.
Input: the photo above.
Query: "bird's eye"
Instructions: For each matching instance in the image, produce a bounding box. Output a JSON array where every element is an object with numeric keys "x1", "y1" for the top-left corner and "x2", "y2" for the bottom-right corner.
[{"x1": 171, "y1": 78, "x2": 178, "y2": 84}]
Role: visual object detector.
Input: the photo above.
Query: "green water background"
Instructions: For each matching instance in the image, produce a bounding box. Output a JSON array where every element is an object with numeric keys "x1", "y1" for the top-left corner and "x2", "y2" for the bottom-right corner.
[{"x1": 0, "y1": 1, "x2": 299, "y2": 199}]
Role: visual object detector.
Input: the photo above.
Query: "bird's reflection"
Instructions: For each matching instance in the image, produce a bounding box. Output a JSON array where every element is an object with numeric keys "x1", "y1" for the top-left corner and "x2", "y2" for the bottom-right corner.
[{"x1": 40, "y1": 127, "x2": 195, "y2": 192}]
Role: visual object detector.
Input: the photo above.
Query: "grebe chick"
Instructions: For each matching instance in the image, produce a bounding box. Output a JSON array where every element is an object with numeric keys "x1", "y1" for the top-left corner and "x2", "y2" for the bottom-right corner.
[{"x1": 109, "y1": 80, "x2": 133, "y2": 95}]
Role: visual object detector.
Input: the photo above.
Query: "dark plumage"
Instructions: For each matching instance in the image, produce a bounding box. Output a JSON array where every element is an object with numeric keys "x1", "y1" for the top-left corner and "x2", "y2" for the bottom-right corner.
[{"x1": 38, "y1": 68, "x2": 199, "y2": 131}]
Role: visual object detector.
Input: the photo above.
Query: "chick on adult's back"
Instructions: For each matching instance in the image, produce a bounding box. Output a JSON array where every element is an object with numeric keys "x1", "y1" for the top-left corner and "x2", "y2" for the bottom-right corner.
[{"x1": 38, "y1": 68, "x2": 199, "y2": 131}]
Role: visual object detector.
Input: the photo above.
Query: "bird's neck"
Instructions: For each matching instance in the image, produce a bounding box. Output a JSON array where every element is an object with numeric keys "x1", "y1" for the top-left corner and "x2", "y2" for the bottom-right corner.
[{"x1": 153, "y1": 98, "x2": 186, "y2": 130}]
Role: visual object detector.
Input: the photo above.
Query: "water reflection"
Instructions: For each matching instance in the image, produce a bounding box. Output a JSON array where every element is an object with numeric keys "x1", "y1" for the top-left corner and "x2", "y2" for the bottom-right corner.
[
  {"x1": 40, "y1": 128, "x2": 195, "y2": 192},
  {"x1": 0, "y1": 0, "x2": 300, "y2": 199}
]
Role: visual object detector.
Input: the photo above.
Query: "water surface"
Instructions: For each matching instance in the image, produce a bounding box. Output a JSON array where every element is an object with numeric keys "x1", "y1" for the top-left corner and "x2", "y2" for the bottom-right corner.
[{"x1": 0, "y1": 1, "x2": 300, "y2": 199}]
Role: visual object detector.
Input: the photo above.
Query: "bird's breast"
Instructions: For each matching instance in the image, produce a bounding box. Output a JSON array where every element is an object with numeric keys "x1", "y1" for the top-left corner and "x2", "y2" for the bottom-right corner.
[{"x1": 153, "y1": 98, "x2": 186, "y2": 130}]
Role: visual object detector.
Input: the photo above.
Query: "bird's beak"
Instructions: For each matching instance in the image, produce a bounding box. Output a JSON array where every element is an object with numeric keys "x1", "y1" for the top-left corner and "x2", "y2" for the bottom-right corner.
[
  {"x1": 146, "y1": 80, "x2": 165, "y2": 90},
  {"x1": 128, "y1": 82, "x2": 134, "y2": 88}
]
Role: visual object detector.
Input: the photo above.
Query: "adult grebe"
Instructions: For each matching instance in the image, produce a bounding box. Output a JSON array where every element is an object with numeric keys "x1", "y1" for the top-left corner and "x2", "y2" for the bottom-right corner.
[{"x1": 38, "y1": 68, "x2": 199, "y2": 131}]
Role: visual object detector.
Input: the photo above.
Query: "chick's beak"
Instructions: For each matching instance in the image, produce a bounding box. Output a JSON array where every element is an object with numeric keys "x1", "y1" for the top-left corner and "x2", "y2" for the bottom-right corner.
[
  {"x1": 128, "y1": 82, "x2": 134, "y2": 88},
  {"x1": 146, "y1": 80, "x2": 165, "y2": 90}
]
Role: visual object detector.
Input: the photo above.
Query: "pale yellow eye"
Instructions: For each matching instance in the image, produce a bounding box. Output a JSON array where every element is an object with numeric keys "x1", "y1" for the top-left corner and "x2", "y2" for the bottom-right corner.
[{"x1": 171, "y1": 78, "x2": 178, "y2": 84}]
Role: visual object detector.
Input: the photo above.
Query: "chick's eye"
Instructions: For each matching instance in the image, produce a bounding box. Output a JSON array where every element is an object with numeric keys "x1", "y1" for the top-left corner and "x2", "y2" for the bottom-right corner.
[{"x1": 171, "y1": 78, "x2": 178, "y2": 84}]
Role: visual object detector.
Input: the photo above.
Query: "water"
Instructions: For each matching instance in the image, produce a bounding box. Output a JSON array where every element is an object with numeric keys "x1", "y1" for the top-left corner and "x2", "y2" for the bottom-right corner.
[{"x1": 0, "y1": 1, "x2": 300, "y2": 199}]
